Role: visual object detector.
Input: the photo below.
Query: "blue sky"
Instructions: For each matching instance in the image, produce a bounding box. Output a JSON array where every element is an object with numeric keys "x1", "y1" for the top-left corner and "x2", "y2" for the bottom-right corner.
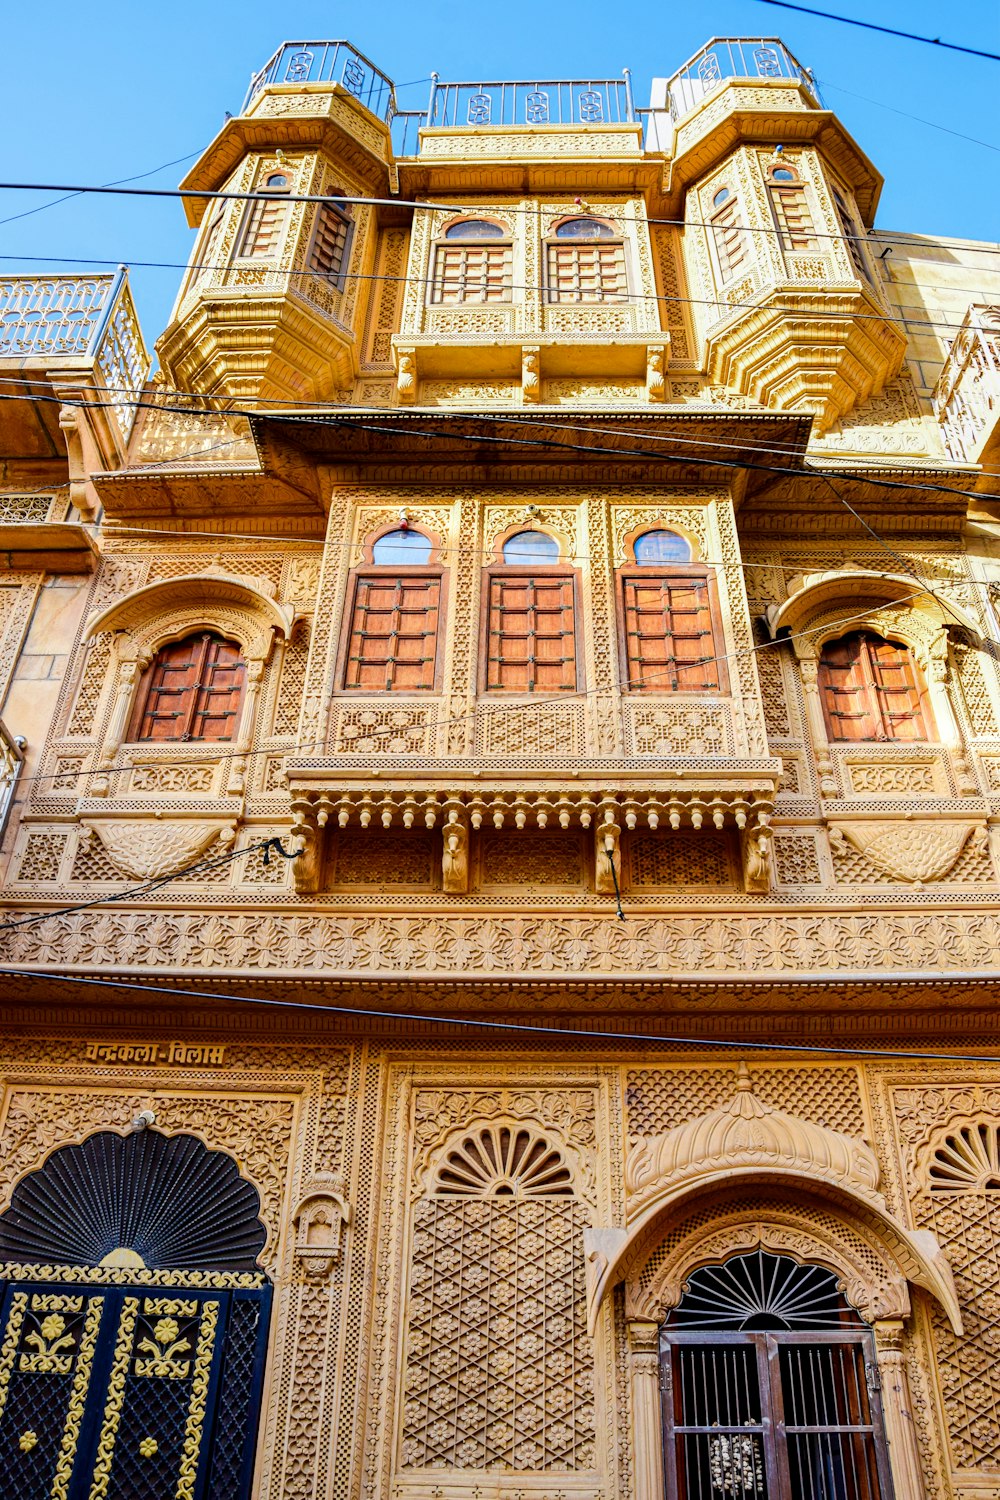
[{"x1": 2, "y1": 0, "x2": 997, "y2": 346}]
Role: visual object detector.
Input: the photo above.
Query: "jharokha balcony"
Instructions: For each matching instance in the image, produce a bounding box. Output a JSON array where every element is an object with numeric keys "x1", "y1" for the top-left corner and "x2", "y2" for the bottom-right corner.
[{"x1": 934, "y1": 302, "x2": 1000, "y2": 475}]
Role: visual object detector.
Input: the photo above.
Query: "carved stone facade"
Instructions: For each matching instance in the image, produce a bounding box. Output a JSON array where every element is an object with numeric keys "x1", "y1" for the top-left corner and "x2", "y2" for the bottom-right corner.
[{"x1": 2, "y1": 31, "x2": 1000, "y2": 1500}]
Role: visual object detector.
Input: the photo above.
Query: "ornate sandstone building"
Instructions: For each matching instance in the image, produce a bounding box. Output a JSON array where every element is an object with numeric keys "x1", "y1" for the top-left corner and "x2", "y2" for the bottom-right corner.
[{"x1": 0, "y1": 34, "x2": 999, "y2": 1500}]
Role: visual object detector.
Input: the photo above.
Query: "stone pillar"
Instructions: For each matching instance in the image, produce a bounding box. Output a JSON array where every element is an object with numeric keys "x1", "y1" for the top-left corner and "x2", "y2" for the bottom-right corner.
[
  {"x1": 873, "y1": 1319, "x2": 926, "y2": 1500},
  {"x1": 797, "y1": 653, "x2": 838, "y2": 795},
  {"x1": 922, "y1": 653, "x2": 977, "y2": 793},
  {"x1": 628, "y1": 1319, "x2": 665, "y2": 1500}
]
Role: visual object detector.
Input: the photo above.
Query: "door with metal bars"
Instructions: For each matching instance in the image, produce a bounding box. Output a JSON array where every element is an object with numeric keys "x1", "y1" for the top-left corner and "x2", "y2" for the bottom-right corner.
[{"x1": 659, "y1": 1251, "x2": 895, "y2": 1499}]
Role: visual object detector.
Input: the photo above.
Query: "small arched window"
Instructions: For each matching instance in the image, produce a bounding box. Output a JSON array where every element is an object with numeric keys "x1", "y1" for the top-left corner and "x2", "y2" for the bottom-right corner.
[
  {"x1": 343, "y1": 529, "x2": 443, "y2": 691},
  {"x1": 767, "y1": 163, "x2": 818, "y2": 252},
  {"x1": 547, "y1": 216, "x2": 626, "y2": 304},
  {"x1": 308, "y1": 196, "x2": 353, "y2": 284},
  {"x1": 485, "y1": 531, "x2": 579, "y2": 693},
  {"x1": 708, "y1": 187, "x2": 748, "y2": 283},
  {"x1": 431, "y1": 218, "x2": 512, "y2": 305},
  {"x1": 633, "y1": 529, "x2": 692, "y2": 565},
  {"x1": 239, "y1": 171, "x2": 291, "y2": 258},
  {"x1": 619, "y1": 537, "x2": 723, "y2": 692},
  {"x1": 130, "y1": 631, "x2": 246, "y2": 742},
  {"x1": 819, "y1": 629, "x2": 932, "y2": 742}
]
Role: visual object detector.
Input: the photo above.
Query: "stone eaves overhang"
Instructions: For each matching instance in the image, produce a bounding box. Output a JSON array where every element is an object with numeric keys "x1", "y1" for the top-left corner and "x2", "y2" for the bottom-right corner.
[
  {"x1": 741, "y1": 459, "x2": 982, "y2": 536},
  {"x1": 249, "y1": 406, "x2": 813, "y2": 495}
]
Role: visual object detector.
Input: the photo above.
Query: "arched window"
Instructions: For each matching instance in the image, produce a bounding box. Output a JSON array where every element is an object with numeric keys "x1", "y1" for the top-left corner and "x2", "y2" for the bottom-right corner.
[
  {"x1": 709, "y1": 186, "x2": 749, "y2": 283},
  {"x1": 130, "y1": 631, "x2": 246, "y2": 742},
  {"x1": 819, "y1": 630, "x2": 932, "y2": 742},
  {"x1": 343, "y1": 528, "x2": 442, "y2": 691},
  {"x1": 307, "y1": 196, "x2": 352, "y2": 283},
  {"x1": 485, "y1": 531, "x2": 579, "y2": 693},
  {"x1": 431, "y1": 218, "x2": 512, "y2": 305},
  {"x1": 660, "y1": 1250, "x2": 894, "y2": 1499},
  {"x1": 618, "y1": 535, "x2": 723, "y2": 692},
  {"x1": 239, "y1": 170, "x2": 290, "y2": 258},
  {"x1": 767, "y1": 163, "x2": 818, "y2": 252},
  {"x1": 547, "y1": 216, "x2": 627, "y2": 304}
]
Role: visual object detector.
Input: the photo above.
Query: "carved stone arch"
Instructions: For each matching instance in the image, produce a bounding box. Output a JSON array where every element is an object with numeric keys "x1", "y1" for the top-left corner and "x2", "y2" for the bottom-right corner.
[
  {"x1": 0, "y1": 1127, "x2": 268, "y2": 1274},
  {"x1": 622, "y1": 1194, "x2": 911, "y2": 1329},
  {"x1": 415, "y1": 1113, "x2": 593, "y2": 1207},
  {"x1": 84, "y1": 572, "x2": 294, "y2": 666}
]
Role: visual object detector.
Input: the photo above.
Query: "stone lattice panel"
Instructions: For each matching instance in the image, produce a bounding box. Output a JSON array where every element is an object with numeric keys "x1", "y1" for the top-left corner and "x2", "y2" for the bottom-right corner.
[
  {"x1": 474, "y1": 702, "x2": 585, "y2": 757},
  {"x1": 624, "y1": 701, "x2": 734, "y2": 756},
  {"x1": 627, "y1": 832, "x2": 735, "y2": 889},
  {"x1": 773, "y1": 832, "x2": 823, "y2": 886},
  {"x1": 477, "y1": 830, "x2": 585, "y2": 889},
  {"x1": 15, "y1": 832, "x2": 68, "y2": 883},
  {"x1": 331, "y1": 703, "x2": 436, "y2": 756},
  {"x1": 329, "y1": 830, "x2": 437, "y2": 889},
  {"x1": 401, "y1": 1198, "x2": 595, "y2": 1471},
  {"x1": 625, "y1": 1065, "x2": 865, "y2": 1142},
  {"x1": 272, "y1": 623, "x2": 310, "y2": 738}
]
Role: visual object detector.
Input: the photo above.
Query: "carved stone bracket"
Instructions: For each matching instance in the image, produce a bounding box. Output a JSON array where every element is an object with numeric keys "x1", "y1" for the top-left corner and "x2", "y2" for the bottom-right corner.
[{"x1": 291, "y1": 1172, "x2": 350, "y2": 1280}]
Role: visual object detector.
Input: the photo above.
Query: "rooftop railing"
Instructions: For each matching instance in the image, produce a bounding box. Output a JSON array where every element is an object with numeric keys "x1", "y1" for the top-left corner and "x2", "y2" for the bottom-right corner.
[
  {"x1": 663, "y1": 37, "x2": 820, "y2": 120},
  {"x1": 0, "y1": 267, "x2": 150, "y2": 442},
  {"x1": 243, "y1": 40, "x2": 396, "y2": 123},
  {"x1": 933, "y1": 303, "x2": 1000, "y2": 462},
  {"x1": 424, "y1": 73, "x2": 635, "y2": 130}
]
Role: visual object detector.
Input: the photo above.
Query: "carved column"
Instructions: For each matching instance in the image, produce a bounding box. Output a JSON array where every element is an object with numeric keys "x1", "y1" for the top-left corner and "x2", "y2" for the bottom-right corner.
[
  {"x1": 796, "y1": 652, "x2": 838, "y2": 795},
  {"x1": 873, "y1": 1319, "x2": 926, "y2": 1500},
  {"x1": 922, "y1": 651, "x2": 977, "y2": 793},
  {"x1": 628, "y1": 1319, "x2": 666, "y2": 1500}
]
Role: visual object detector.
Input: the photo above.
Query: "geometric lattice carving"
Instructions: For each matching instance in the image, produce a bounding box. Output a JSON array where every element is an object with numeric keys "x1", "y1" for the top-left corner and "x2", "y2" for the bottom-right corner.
[
  {"x1": 331, "y1": 703, "x2": 435, "y2": 755},
  {"x1": 475, "y1": 702, "x2": 584, "y2": 757},
  {"x1": 401, "y1": 1198, "x2": 595, "y2": 1469},
  {"x1": 0, "y1": 1131, "x2": 267, "y2": 1272},
  {"x1": 15, "y1": 832, "x2": 66, "y2": 883},
  {"x1": 477, "y1": 830, "x2": 584, "y2": 888},
  {"x1": 773, "y1": 832, "x2": 822, "y2": 886},
  {"x1": 272, "y1": 622, "x2": 310, "y2": 738},
  {"x1": 625, "y1": 1066, "x2": 866, "y2": 1142},
  {"x1": 628, "y1": 831, "x2": 735, "y2": 888},
  {"x1": 626, "y1": 702, "x2": 731, "y2": 756},
  {"x1": 432, "y1": 1125, "x2": 573, "y2": 1197},
  {"x1": 928, "y1": 1122, "x2": 1000, "y2": 1192}
]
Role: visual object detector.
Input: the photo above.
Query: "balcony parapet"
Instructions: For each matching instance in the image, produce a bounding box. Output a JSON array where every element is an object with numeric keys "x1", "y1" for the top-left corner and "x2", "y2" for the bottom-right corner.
[
  {"x1": 286, "y1": 758, "x2": 782, "y2": 895},
  {"x1": 933, "y1": 303, "x2": 1000, "y2": 471},
  {"x1": 243, "y1": 41, "x2": 395, "y2": 122}
]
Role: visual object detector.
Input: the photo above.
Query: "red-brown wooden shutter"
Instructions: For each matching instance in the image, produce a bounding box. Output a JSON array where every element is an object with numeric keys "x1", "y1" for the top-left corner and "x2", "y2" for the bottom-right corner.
[
  {"x1": 622, "y1": 576, "x2": 720, "y2": 691},
  {"x1": 134, "y1": 633, "x2": 245, "y2": 742},
  {"x1": 345, "y1": 576, "x2": 440, "y2": 690},
  {"x1": 819, "y1": 631, "x2": 929, "y2": 741},
  {"x1": 486, "y1": 575, "x2": 577, "y2": 691}
]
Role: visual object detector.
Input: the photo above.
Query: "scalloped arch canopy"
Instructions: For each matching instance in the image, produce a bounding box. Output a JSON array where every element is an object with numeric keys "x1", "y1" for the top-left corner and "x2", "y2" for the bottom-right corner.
[
  {"x1": 765, "y1": 568, "x2": 981, "y2": 642},
  {"x1": 84, "y1": 572, "x2": 293, "y2": 655}
]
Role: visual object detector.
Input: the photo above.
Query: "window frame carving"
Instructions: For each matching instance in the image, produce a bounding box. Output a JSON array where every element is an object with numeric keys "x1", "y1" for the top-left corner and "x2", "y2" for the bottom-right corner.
[
  {"x1": 479, "y1": 526, "x2": 583, "y2": 696},
  {"x1": 429, "y1": 216, "x2": 514, "y2": 306},
  {"x1": 544, "y1": 214, "x2": 629, "y2": 305},
  {"x1": 615, "y1": 528, "x2": 727, "y2": 696},
  {"x1": 336, "y1": 523, "x2": 447, "y2": 695}
]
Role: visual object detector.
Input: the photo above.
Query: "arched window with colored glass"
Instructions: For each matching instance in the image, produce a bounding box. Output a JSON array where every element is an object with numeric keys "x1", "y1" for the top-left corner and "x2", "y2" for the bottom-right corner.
[
  {"x1": 484, "y1": 531, "x2": 579, "y2": 693},
  {"x1": 239, "y1": 171, "x2": 291, "y2": 258},
  {"x1": 618, "y1": 530, "x2": 724, "y2": 692},
  {"x1": 546, "y1": 216, "x2": 627, "y2": 304},
  {"x1": 818, "y1": 630, "x2": 932, "y2": 741},
  {"x1": 342, "y1": 528, "x2": 443, "y2": 691},
  {"x1": 130, "y1": 632, "x2": 247, "y2": 742},
  {"x1": 431, "y1": 218, "x2": 512, "y2": 305}
]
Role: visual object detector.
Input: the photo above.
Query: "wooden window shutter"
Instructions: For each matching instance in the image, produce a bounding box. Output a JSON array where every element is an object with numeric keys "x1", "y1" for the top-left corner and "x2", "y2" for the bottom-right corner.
[
  {"x1": 309, "y1": 204, "x2": 351, "y2": 280},
  {"x1": 345, "y1": 576, "x2": 441, "y2": 691},
  {"x1": 240, "y1": 195, "x2": 287, "y2": 258},
  {"x1": 486, "y1": 575, "x2": 577, "y2": 692},
  {"x1": 431, "y1": 243, "x2": 512, "y2": 304},
  {"x1": 819, "y1": 631, "x2": 930, "y2": 741},
  {"x1": 546, "y1": 242, "x2": 627, "y2": 303},
  {"x1": 622, "y1": 576, "x2": 720, "y2": 691},
  {"x1": 133, "y1": 633, "x2": 246, "y2": 743},
  {"x1": 710, "y1": 198, "x2": 749, "y2": 281},
  {"x1": 769, "y1": 184, "x2": 818, "y2": 250}
]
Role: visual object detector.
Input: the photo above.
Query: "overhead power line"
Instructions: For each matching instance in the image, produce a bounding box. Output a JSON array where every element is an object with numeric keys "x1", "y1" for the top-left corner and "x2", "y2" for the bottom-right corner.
[
  {"x1": 752, "y1": 0, "x2": 1000, "y2": 61},
  {"x1": 1, "y1": 967, "x2": 999, "y2": 1066}
]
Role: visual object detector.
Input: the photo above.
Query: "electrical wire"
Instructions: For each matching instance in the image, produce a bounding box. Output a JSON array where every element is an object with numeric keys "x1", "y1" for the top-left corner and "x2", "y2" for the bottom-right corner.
[
  {"x1": 0, "y1": 966, "x2": 999, "y2": 1065},
  {"x1": 817, "y1": 77, "x2": 1000, "y2": 154},
  {"x1": 1, "y1": 180, "x2": 999, "y2": 258},
  {"x1": 0, "y1": 835, "x2": 299, "y2": 934},
  {"x1": 751, "y1": 0, "x2": 1000, "y2": 62}
]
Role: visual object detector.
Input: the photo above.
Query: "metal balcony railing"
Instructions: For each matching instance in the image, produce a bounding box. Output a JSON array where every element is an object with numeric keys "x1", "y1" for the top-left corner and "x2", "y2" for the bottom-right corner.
[
  {"x1": 0, "y1": 267, "x2": 150, "y2": 441},
  {"x1": 933, "y1": 303, "x2": 1000, "y2": 461},
  {"x1": 243, "y1": 40, "x2": 396, "y2": 123},
  {"x1": 423, "y1": 73, "x2": 635, "y2": 130},
  {"x1": 664, "y1": 37, "x2": 820, "y2": 120}
]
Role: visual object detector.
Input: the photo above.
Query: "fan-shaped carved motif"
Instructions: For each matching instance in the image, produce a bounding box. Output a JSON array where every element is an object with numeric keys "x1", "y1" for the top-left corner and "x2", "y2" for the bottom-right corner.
[
  {"x1": 929, "y1": 1122, "x2": 1000, "y2": 1192},
  {"x1": 0, "y1": 1130, "x2": 267, "y2": 1271},
  {"x1": 668, "y1": 1251, "x2": 864, "y2": 1330},
  {"x1": 434, "y1": 1124, "x2": 573, "y2": 1197}
]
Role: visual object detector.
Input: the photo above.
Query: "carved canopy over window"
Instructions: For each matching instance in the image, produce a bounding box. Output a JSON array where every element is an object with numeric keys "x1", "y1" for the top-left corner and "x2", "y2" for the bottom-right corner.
[
  {"x1": 485, "y1": 530, "x2": 579, "y2": 693},
  {"x1": 344, "y1": 528, "x2": 442, "y2": 691},
  {"x1": 130, "y1": 632, "x2": 246, "y2": 743},
  {"x1": 546, "y1": 216, "x2": 627, "y2": 304},
  {"x1": 619, "y1": 531, "x2": 723, "y2": 692},
  {"x1": 431, "y1": 218, "x2": 512, "y2": 305},
  {"x1": 819, "y1": 630, "x2": 932, "y2": 742}
]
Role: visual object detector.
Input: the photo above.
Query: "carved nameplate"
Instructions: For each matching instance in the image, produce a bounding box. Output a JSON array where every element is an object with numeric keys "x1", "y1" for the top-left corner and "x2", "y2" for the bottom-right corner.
[{"x1": 84, "y1": 1042, "x2": 227, "y2": 1066}]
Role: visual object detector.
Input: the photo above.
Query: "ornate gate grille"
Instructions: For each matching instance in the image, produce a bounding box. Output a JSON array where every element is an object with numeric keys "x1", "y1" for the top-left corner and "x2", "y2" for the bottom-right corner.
[{"x1": 659, "y1": 1252, "x2": 894, "y2": 1499}]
